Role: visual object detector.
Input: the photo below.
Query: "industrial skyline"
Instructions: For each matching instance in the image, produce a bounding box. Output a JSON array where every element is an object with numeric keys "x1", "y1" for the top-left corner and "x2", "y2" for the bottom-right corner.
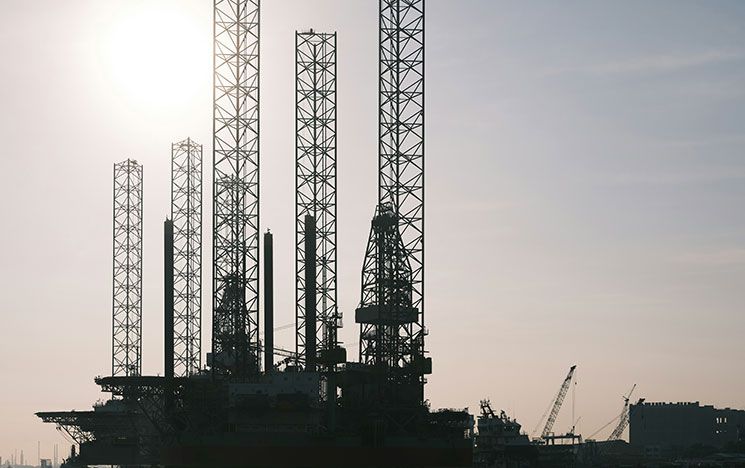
[{"x1": 1, "y1": 0, "x2": 745, "y2": 461}]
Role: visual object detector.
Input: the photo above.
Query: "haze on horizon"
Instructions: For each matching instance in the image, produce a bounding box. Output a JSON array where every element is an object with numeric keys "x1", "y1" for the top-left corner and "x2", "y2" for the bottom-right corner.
[{"x1": 1, "y1": 0, "x2": 744, "y2": 461}]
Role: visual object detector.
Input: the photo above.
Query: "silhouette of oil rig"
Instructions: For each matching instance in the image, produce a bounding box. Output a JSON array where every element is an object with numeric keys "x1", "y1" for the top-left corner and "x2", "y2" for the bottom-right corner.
[{"x1": 37, "y1": 2, "x2": 473, "y2": 467}]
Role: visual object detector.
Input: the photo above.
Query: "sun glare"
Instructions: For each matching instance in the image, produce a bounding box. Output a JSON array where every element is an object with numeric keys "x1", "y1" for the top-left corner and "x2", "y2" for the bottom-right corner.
[{"x1": 100, "y1": 4, "x2": 210, "y2": 109}]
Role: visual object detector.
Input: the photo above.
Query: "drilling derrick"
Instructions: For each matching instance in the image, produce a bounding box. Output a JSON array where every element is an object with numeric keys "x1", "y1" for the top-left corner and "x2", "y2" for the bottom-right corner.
[
  {"x1": 357, "y1": 0, "x2": 427, "y2": 405},
  {"x1": 357, "y1": 205, "x2": 418, "y2": 391},
  {"x1": 212, "y1": 0, "x2": 261, "y2": 377},
  {"x1": 171, "y1": 138, "x2": 203, "y2": 377},
  {"x1": 295, "y1": 30, "x2": 339, "y2": 372},
  {"x1": 112, "y1": 159, "x2": 144, "y2": 377}
]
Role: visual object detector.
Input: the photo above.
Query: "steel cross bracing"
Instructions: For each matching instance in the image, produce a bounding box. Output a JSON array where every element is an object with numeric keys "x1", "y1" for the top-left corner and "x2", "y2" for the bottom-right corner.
[
  {"x1": 212, "y1": 0, "x2": 260, "y2": 377},
  {"x1": 541, "y1": 365, "x2": 577, "y2": 439},
  {"x1": 608, "y1": 405, "x2": 631, "y2": 441},
  {"x1": 608, "y1": 384, "x2": 636, "y2": 441},
  {"x1": 358, "y1": 0, "x2": 425, "y2": 386},
  {"x1": 379, "y1": 0, "x2": 424, "y2": 320},
  {"x1": 112, "y1": 159, "x2": 143, "y2": 377},
  {"x1": 171, "y1": 138, "x2": 203, "y2": 377},
  {"x1": 36, "y1": 414, "x2": 94, "y2": 444},
  {"x1": 295, "y1": 30, "x2": 338, "y2": 366},
  {"x1": 358, "y1": 205, "x2": 416, "y2": 382}
]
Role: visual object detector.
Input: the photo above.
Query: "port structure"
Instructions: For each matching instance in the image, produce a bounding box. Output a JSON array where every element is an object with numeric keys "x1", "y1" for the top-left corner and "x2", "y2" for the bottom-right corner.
[
  {"x1": 171, "y1": 138, "x2": 203, "y2": 377},
  {"x1": 212, "y1": 0, "x2": 261, "y2": 377},
  {"x1": 112, "y1": 159, "x2": 143, "y2": 377},
  {"x1": 295, "y1": 30, "x2": 339, "y2": 373},
  {"x1": 356, "y1": 0, "x2": 428, "y2": 408}
]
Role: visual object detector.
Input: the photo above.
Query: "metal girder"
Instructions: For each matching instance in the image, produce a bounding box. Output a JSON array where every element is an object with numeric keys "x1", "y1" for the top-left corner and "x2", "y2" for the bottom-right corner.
[
  {"x1": 212, "y1": 0, "x2": 261, "y2": 377},
  {"x1": 171, "y1": 138, "x2": 203, "y2": 377},
  {"x1": 295, "y1": 30, "x2": 339, "y2": 368},
  {"x1": 37, "y1": 409, "x2": 139, "y2": 445},
  {"x1": 378, "y1": 0, "x2": 425, "y2": 330},
  {"x1": 112, "y1": 159, "x2": 143, "y2": 377},
  {"x1": 37, "y1": 414, "x2": 95, "y2": 444}
]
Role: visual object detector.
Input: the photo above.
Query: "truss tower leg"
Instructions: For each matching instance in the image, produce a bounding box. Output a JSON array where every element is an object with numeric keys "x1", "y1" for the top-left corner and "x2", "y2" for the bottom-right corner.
[
  {"x1": 212, "y1": 0, "x2": 261, "y2": 377},
  {"x1": 295, "y1": 30, "x2": 338, "y2": 368},
  {"x1": 112, "y1": 159, "x2": 144, "y2": 377},
  {"x1": 171, "y1": 138, "x2": 203, "y2": 377}
]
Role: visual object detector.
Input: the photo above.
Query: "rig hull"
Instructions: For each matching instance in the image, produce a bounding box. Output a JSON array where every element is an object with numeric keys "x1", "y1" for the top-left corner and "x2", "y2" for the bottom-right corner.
[{"x1": 162, "y1": 437, "x2": 472, "y2": 468}]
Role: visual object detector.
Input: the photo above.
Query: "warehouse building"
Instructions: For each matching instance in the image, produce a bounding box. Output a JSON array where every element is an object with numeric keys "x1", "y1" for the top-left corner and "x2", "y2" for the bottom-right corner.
[{"x1": 630, "y1": 401, "x2": 745, "y2": 456}]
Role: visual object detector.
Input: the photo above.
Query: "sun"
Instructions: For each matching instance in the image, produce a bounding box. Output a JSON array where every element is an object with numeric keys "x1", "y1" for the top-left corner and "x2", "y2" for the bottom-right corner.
[{"x1": 99, "y1": 3, "x2": 210, "y2": 109}]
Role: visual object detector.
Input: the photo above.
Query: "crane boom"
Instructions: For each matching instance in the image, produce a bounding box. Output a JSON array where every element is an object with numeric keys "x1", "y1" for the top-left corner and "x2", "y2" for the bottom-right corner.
[
  {"x1": 608, "y1": 406, "x2": 630, "y2": 440},
  {"x1": 541, "y1": 365, "x2": 577, "y2": 438},
  {"x1": 607, "y1": 384, "x2": 637, "y2": 441}
]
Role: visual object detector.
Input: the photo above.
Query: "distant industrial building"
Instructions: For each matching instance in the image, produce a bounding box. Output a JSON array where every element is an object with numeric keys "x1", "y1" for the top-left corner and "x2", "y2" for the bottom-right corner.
[{"x1": 630, "y1": 401, "x2": 745, "y2": 456}]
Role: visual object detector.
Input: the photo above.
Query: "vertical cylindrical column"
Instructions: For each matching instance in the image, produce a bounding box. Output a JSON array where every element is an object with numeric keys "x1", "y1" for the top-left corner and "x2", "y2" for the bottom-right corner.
[
  {"x1": 263, "y1": 230, "x2": 274, "y2": 372},
  {"x1": 164, "y1": 219, "x2": 175, "y2": 379},
  {"x1": 304, "y1": 215, "x2": 317, "y2": 371}
]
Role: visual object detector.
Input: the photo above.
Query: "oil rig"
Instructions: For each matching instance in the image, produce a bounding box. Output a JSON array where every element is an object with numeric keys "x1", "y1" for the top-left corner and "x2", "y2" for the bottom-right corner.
[{"x1": 37, "y1": 1, "x2": 473, "y2": 467}]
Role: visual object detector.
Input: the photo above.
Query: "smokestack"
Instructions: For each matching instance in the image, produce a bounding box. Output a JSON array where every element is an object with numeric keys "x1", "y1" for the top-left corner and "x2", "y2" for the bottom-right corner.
[
  {"x1": 304, "y1": 215, "x2": 317, "y2": 371},
  {"x1": 164, "y1": 218, "x2": 174, "y2": 379},
  {"x1": 263, "y1": 230, "x2": 274, "y2": 372}
]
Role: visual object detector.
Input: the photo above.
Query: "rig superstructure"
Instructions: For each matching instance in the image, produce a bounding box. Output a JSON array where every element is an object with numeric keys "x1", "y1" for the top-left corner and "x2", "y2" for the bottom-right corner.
[{"x1": 37, "y1": 1, "x2": 473, "y2": 467}]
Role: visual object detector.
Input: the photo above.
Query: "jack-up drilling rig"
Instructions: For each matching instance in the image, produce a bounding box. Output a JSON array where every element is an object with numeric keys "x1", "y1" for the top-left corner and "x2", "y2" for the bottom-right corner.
[{"x1": 37, "y1": 2, "x2": 472, "y2": 467}]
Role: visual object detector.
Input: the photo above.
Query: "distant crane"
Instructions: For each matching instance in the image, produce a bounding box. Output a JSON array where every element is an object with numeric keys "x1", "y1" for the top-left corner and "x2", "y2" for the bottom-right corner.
[
  {"x1": 608, "y1": 384, "x2": 637, "y2": 441},
  {"x1": 587, "y1": 384, "x2": 638, "y2": 440},
  {"x1": 532, "y1": 365, "x2": 577, "y2": 439}
]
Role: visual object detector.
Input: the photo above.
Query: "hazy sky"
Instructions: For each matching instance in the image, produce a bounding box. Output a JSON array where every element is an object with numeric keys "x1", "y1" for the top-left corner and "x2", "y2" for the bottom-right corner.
[{"x1": 1, "y1": 0, "x2": 745, "y2": 461}]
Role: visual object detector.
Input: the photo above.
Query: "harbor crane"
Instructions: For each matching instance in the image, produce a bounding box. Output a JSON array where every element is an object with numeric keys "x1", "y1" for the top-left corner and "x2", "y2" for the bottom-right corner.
[
  {"x1": 608, "y1": 384, "x2": 637, "y2": 441},
  {"x1": 587, "y1": 384, "x2": 639, "y2": 440},
  {"x1": 533, "y1": 365, "x2": 577, "y2": 439}
]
